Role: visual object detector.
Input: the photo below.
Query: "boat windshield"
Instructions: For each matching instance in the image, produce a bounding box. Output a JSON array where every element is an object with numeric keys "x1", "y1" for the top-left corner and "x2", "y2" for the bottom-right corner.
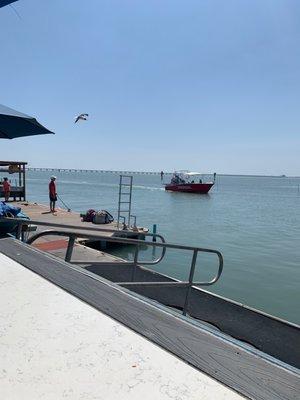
[
  {"x1": 171, "y1": 173, "x2": 186, "y2": 184},
  {"x1": 171, "y1": 171, "x2": 200, "y2": 183},
  {"x1": 170, "y1": 171, "x2": 216, "y2": 184},
  {"x1": 183, "y1": 172, "x2": 202, "y2": 183}
]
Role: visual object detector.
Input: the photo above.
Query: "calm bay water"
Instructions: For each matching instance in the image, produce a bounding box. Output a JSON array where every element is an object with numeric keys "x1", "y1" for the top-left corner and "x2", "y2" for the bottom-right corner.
[{"x1": 25, "y1": 170, "x2": 300, "y2": 324}]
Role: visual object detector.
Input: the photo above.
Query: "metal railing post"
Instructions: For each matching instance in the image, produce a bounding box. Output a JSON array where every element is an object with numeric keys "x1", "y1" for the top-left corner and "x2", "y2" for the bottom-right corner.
[
  {"x1": 65, "y1": 235, "x2": 76, "y2": 262},
  {"x1": 131, "y1": 215, "x2": 137, "y2": 228},
  {"x1": 117, "y1": 175, "x2": 122, "y2": 229},
  {"x1": 16, "y1": 222, "x2": 23, "y2": 241},
  {"x1": 183, "y1": 250, "x2": 198, "y2": 316},
  {"x1": 131, "y1": 244, "x2": 139, "y2": 282},
  {"x1": 152, "y1": 224, "x2": 157, "y2": 242}
]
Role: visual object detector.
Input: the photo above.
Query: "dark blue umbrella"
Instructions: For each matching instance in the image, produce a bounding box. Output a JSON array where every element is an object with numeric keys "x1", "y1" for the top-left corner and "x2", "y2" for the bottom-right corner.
[
  {"x1": 0, "y1": 104, "x2": 54, "y2": 139},
  {"x1": 0, "y1": 1, "x2": 18, "y2": 8}
]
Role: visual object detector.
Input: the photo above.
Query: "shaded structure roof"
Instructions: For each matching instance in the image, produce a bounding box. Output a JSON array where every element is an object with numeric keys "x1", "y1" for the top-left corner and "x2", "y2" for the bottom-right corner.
[
  {"x1": 0, "y1": 0, "x2": 18, "y2": 8},
  {"x1": 0, "y1": 104, "x2": 31, "y2": 118},
  {"x1": 0, "y1": 104, "x2": 54, "y2": 139},
  {"x1": 0, "y1": 161, "x2": 27, "y2": 166}
]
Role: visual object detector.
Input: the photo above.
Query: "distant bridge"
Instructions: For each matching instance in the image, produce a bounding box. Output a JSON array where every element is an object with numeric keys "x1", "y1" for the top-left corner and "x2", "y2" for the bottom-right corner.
[{"x1": 27, "y1": 168, "x2": 170, "y2": 175}]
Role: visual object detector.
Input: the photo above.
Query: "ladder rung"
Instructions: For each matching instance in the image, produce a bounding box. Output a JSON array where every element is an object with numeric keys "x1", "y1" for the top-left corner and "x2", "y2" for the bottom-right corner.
[
  {"x1": 119, "y1": 201, "x2": 130, "y2": 204},
  {"x1": 121, "y1": 184, "x2": 132, "y2": 186}
]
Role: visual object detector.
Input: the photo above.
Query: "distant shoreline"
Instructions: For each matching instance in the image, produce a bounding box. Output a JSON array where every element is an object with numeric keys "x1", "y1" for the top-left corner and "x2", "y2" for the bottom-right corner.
[{"x1": 26, "y1": 168, "x2": 298, "y2": 178}]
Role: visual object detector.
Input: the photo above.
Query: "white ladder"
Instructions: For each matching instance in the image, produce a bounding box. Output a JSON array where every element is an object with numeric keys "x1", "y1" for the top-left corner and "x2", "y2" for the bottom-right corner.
[{"x1": 117, "y1": 175, "x2": 133, "y2": 229}]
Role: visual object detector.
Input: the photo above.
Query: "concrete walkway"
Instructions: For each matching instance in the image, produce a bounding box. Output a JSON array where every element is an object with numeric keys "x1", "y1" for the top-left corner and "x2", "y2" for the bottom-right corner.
[{"x1": 0, "y1": 252, "x2": 244, "y2": 400}]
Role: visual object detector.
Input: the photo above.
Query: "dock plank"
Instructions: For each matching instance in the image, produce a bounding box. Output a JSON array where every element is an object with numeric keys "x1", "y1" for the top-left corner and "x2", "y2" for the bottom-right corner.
[
  {"x1": 13, "y1": 201, "x2": 120, "y2": 238},
  {"x1": 11, "y1": 201, "x2": 138, "y2": 264}
]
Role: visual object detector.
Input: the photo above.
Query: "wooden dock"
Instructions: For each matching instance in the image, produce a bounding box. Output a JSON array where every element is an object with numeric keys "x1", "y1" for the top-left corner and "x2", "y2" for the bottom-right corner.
[
  {"x1": 14, "y1": 201, "x2": 119, "y2": 236},
  {"x1": 13, "y1": 201, "x2": 148, "y2": 237},
  {"x1": 12, "y1": 201, "x2": 143, "y2": 264}
]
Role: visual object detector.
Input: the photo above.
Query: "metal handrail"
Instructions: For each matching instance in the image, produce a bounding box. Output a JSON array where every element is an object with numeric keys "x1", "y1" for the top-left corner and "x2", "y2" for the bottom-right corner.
[
  {"x1": 26, "y1": 229, "x2": 223, "y2": 315},
  {"x1": 6, "y1": 217, "x2": 166, "y2": 266},
  {"x1": 26, "y1": 229, "x2": 166, "y2": 266},
  {"x1": 8, "y1": 218, "x2": 224, "y2": 316}
]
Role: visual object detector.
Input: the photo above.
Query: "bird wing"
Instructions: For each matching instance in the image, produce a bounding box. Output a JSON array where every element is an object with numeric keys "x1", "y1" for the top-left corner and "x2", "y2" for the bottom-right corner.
[{"x1": 75, "y1": 113, "x2": 88, "y2": 123}]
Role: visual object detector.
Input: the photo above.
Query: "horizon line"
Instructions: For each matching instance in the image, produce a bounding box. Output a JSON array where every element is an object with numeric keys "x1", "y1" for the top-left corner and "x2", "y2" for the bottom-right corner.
[{"x1": 25, "y1": 168, "x2": 299, "y2": 178}]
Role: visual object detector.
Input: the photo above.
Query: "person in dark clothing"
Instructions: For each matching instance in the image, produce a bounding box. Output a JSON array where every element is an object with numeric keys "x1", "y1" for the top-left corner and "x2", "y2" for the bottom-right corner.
[{"x1": 49, "y1": 176, "x2": 57, "y2": 212}]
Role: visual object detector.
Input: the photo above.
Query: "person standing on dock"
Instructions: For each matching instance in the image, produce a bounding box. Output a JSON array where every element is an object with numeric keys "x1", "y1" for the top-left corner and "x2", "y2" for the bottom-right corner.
[
  {"x1": 3, "y1": 177, "x2": 11, "y2": 202},
  {"x1": 49, "y1": 176, "x2": 57, "y2": 213}
]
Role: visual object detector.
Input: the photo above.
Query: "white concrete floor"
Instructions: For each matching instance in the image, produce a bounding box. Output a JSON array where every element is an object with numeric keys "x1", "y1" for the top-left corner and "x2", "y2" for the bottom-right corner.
[{"x1": 0, "y1": 252, "x2": 244, "y2": 400}]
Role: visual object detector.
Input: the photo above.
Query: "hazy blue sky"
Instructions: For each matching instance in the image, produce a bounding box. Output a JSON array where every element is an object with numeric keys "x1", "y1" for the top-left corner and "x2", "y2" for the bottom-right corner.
[{"x1": 1, "y1": 0, "x2": 300, "y2": 174}]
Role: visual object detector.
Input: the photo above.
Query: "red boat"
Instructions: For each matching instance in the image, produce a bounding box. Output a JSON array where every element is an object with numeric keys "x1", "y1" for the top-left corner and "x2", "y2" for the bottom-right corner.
[{"x1": 165, "y1": 171, "x2": 216, "y2": 194}]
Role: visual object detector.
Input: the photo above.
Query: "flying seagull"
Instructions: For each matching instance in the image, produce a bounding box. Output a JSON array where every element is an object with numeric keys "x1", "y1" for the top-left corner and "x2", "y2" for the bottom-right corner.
[{"x1": 75, "y1": 113, "x2": 89, "y2": 123}]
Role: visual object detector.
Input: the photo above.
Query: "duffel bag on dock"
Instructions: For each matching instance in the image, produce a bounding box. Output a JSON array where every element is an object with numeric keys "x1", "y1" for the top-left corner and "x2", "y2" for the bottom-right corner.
[
  {"x1": 93, "y1": 210, "x2": 114, "y2": 224},
  {"x1": 81, "y1": 209, "x2": 96, "y2": 222}
]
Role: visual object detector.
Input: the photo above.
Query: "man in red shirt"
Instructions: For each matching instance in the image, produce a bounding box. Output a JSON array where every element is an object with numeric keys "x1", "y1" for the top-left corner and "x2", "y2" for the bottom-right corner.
[
  {"x1": 49, "y1": 176, "x2": 57, "y2": 212},
  {"x1": 3, "y1": 177, "x2": 11, "y2": 202}
]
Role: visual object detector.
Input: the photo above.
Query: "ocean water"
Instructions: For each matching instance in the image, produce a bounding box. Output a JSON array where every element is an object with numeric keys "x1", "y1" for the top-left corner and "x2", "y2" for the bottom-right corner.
[{"x1": 23, "y1": 170, "x2": 300, "y2": 324}]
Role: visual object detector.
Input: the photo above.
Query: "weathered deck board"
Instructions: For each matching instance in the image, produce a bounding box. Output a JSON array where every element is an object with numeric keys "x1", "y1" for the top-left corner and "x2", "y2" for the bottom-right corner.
[
  {"x1": 32, "y1": 236, "x2": 124, "y2": 264},
  {"x1": 13, "y1": 201, "x2": 120, "y2": 238},
  {"x1": 12, "y1": 201, "x2": 147, "y2": 243},
  {"x1": 1, "y1": 237, "x2": 299, "y2": 400},
  {"x1": 10, "y1": 201, "x2": 139, "y2": 264}
]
